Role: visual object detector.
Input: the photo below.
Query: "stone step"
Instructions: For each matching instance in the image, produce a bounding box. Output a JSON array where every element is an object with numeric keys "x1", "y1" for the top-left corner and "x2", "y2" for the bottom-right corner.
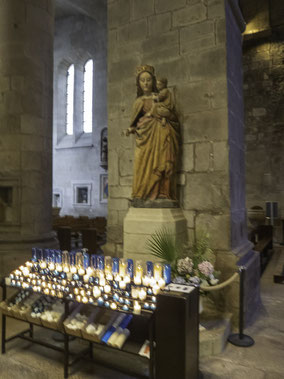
[{"x1": 199, "y1": 314, "x2": 232, "y2": 357}]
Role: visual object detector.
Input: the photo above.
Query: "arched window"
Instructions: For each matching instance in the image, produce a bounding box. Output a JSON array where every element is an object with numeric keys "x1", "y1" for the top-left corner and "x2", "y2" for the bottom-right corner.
[
  {"x1": 83, "y1": 59, "x2": 93, "y2": 133},
  {"x1": 66, "y1": 64, "x2": 74, "y2": 135}
]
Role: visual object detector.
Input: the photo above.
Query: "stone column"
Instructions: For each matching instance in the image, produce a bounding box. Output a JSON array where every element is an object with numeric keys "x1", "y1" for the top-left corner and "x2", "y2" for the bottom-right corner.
[
  {"x1": 107, "y1": 0, "x2": 260, "y2": 325},
  {"x1": 0, "y1": 0, "x2": 56, "y2": 275}
]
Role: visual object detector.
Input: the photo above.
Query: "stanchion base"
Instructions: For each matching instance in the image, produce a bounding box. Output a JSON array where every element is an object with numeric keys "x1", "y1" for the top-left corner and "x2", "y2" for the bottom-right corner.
[{"x1": 228, "y1": 333, "x2": 255, "y2": 347}]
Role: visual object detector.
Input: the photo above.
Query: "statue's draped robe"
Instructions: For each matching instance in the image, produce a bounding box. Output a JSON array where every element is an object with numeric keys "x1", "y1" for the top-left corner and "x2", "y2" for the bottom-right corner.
[{"x1": 130, "y1": 97, "x2": 179, "y2": 200}]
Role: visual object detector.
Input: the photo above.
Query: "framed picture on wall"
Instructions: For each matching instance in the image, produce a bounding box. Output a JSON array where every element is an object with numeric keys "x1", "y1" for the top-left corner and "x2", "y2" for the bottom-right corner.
[
  {"x1": 72, "y1": 182, "x2": 92, "y2": 206},
  {"x1": 100, "y1": 174, "x2": 108, "y2": 203}
]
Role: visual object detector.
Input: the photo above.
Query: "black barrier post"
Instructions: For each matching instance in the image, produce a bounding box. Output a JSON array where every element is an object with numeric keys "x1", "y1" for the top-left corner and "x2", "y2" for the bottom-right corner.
[{"x1": 228, "y1": 266, "x2": 255, "y2": 347}]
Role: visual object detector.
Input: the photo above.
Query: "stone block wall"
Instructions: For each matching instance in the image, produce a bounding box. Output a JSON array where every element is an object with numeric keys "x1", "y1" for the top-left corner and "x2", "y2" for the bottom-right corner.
[
  {"x1": 108, "y1": 0, "x2": 233, "y2": 256},
  {"x1": 243, "y1": 36, "x2": 284, "y2": 241}
]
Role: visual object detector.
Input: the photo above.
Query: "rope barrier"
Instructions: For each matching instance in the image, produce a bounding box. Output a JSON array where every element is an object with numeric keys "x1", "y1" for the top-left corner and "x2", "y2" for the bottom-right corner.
[{"x1": 200, "y1": 272, "x2": 239, "y2": 292}]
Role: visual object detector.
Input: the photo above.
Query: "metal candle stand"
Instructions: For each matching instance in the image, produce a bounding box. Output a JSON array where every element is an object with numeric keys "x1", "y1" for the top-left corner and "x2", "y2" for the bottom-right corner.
[
  {"x1": 227, "y1": 266, "x2": 255, "y2": 347},
  {"x1": 0, "y1": 278, "x2": 155, "y2": 379}
]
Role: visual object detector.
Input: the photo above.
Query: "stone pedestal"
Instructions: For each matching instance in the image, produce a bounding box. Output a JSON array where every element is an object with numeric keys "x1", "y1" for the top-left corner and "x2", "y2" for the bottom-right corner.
[{"x1": 123, "y1": 207, "x2": 187, "y2": 262}]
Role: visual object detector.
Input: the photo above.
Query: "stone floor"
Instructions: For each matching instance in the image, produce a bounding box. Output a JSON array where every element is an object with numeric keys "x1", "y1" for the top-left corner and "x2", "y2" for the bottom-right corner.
[{"x1": 0, "y1": 246, "x2": 283, "y2": 379}]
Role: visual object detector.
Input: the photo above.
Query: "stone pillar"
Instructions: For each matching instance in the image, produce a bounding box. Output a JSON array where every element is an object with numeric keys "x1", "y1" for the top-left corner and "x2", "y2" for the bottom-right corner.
[
  {"x1": 107, "y1": 0, "x2": 260, "y2": 325},
  {"x1": 0, "y1": 0, "x2": 56, "y2": 275}
]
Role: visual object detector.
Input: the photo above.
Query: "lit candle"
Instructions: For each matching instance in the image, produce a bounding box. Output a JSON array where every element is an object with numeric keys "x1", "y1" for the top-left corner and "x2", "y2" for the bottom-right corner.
[
  {"x1": 93, "y1": 286, "x2": 101, "y2": 298},
  {"x1": 78, "y1": 267, "x2": 85, "y2": 276},
  {"x1": 134, "y1": 276, "x2": 141, "y2": 285},
  {"x1": 131, "y1": 287, "x2": 138, "y2": 299},
  {"x1": 51, "y1": 290, "x2": 56, "y2": 296},
  {"x1": 114, "y1": 274, "x2": 122, "y2": 282},
  {"x1": 105, "y1": 256, "x2": 112, "y2": 275},
  {"x1": 124, "y1": 275, "x2": 131, "y2": 284},
  {"x1": 48, "y1": 262, "x2": 55, "y2": 271},
  {"x1": 86, "y1": 266, "x2": 93, "y2": 276},
  {"x1": 62, "y1": 279, "x2": 67, "y2": 286},
  {"x1": 74, "y1": 288, "x2": 79, "y2": 295},
  {"x1": 22, "y1": 267, "x2": 30, "y2": 277},
  {"x1": 97, "y1": 296, "x2": 104, "y2": 306},
  {"x1": 83, "y1": 274, "x2": 89, "y2": 283},
  {"x1": 44, "y1": 288, "x2": 49, "y2": 295},
  {"x1": 119, "y1": 258, "x2": 127, "y2": 277},
  {"x1": 135, "y1": 260, "x2": 143, "y2": 278},
  {"x1": 40, "y1": 261, "x2": 47, "y2": 269},
  {"x1": 82, "y1": 296, "x2": 88, "y2": 304},
  {"x1": 63, "y1": 265, "x2": 70, "y2": 273},
  {"x1": 158, "y1": 278, "x2": 166, "y2": 289},
  {"x1": 47, "y1": 282, "x2": 52, "y2": 289},
  {"x1": 104, "y1": 284, "x2": 111, "y2": 294},
  {"x1": 142, "y1": 276, "x2": 150, "y2": 287},
  {"x1": 56, "y1": 264, "x2": 63, "y2": 272},
  {"x1": 119, "y1": 280, "x2": 126, "y2": 289},
  {"x1": 106, "y1": 273, "x2": 113, "y2": 281},
  {"x1": 70, "y1": 266, "x2": 77, "y2": 274},
  {"x1": 154, "y1": 263, "x2": 162, "y2": 281},
  {"x1": 80, "y1": 289, "x2": 85, "y2": 296},
  {"x1": 99, "y1": 277, "x2": 106, "y2": 287},
  {"x1": 153, "y1": 284, "x2": 160, "y2": 295},
  {"x1": 76, "y1": 295, "x2": 81, "y2": 302},
  {"x1": 133, "y1": 301, "x2": 141, "y2": 315},
  {"x1": 139, "y1": 288, "x2": 147, "y2": 301},
  {"x1": 150, "y1": 277, "x2": 156, "y2": 288},
  {"x1": 110, "y1": 302, "x2": 117, "y2": 310}
]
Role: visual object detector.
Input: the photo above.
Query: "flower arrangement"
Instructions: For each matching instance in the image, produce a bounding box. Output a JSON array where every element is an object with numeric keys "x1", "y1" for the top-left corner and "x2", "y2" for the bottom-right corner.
[{"x1": 146, "y1": 229, "x2": 220, "y2": 288}]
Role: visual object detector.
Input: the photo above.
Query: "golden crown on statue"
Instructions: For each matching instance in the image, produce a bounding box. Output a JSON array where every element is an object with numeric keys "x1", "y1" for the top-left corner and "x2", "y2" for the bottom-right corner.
[{"x1": 135, "y1": 64, "x2": 155, "y2": 77}]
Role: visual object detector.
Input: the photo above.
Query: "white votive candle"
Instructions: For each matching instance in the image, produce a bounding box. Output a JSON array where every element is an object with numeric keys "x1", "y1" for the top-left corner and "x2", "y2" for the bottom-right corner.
[
  {"x1": 110, "y1": 302, "x2": 117, "y2": 310},
  {"x1": 120, "y1": 280, "x2": 126, "y2": 289},
  {"x1": 139, "y1": 288, "x2": 147, "y2": 301},
  {"x1": 82, "y1": 296, "x2": 88, "y2": 304},
  {"x1": 131, "y1": 287, "x2": 138, "y2": 299},
  {"x1": 99, "y1": 277, "x2": 106, "y2": 287},
  {"x1": 154, "y1": 263, "x2": 162, "y2": 281},
  {"x1": 142, "y1": 276, "x2": 150, "y2": 286},
  {"x1": 133, "y1": 301, "x2": 141, "y2": 315},
  {"x1": 104, "y1": 284, "x2": 111, "y2": 294},
  {"x1": 134, "y1": 276, "x2": 141, "y2": 285},
  {"x1": 83, "y1": 274, "x2": 89, "y2": 283},
  {"x1": 22, "y1": 267, "x2": 30, "y2": 277},
  {"x1": 153, "y1": 284, "x2": 160, "y2": 295},
  {"x1": 93, "y1": 286, "x2": 101, "y2": 298},
  {"x1": 78, "y1": 267, "x2": 85, "y2": 276},
  {"x1": 150, "y1": 277, "x2": 156, "y2": 288},
  {"x1": 86, "y1": 267, "x2": 93, "y2": 276},
  {"x1": 49, "y1": 262, "x2": 55, "y2": 271},
  {"x1": 158, "y1": 278, "x2": 166, "y2": 289}
]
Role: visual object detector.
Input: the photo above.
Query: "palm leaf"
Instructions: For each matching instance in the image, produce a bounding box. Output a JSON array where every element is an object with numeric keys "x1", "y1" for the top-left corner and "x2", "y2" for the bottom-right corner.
[{"x1": 146, "y1": 228, "x2": 179, "y2": 264}]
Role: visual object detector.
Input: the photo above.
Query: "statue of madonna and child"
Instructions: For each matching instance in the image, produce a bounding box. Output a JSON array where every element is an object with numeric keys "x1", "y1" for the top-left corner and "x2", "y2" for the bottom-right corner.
[{"x1": 125, "y1": 65, "x2": 180, "y2": 205}]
